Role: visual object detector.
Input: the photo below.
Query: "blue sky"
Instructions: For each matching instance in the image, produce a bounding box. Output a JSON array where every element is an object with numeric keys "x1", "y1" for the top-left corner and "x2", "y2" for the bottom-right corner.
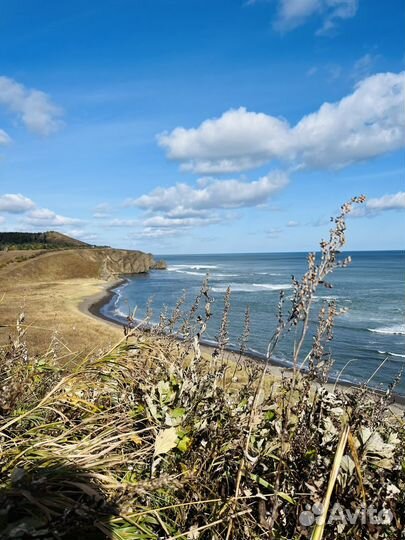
[{"x1": 0, "y1": 0, "x2": 404, "y2": 253}]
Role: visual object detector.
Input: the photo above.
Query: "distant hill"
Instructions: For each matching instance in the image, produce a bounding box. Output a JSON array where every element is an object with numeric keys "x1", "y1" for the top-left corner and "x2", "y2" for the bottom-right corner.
[
  {"x1": 0, "y1": 247, "x2": 166, "y2": 280},
  {"x1": 0, "y1": 230, "x2": 166, "y2": 280},
  {"x1": 0, "y1": 231, "x2": 101, "y2": 250}
]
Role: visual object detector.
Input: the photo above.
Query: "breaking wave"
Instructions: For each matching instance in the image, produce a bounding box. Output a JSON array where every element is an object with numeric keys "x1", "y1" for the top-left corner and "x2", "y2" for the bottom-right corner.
[
  {"x1": 377, "y1": 350, "x2": 405, "y2": 358},
  {"x1": 212, "y1": 283, "x2": 293, "y2": 293},
  {"x1": 368, "y1": 324, "x2": 405, "y2": 336}
]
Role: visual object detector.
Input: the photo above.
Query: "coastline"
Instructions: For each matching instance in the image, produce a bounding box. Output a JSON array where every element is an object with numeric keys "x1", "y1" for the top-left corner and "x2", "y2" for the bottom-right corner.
[
  {"x1": 80, "y1": 277, "x2": 128, "y2": 328},
  {"x1": 80, "y1": 277, "x2": 405, "y2": 410}
]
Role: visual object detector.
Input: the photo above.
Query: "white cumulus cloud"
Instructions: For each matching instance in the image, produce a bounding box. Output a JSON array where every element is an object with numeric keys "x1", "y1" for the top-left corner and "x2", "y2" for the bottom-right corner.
[
  {"x1": 0, "y1": 193, "x2": 36, "y2": 213},
  {"x1": 130, "y1": 228, "x2": 178, "y2": 240},
  {"x1": 158, "y1": 71, "x2": 405, "y2": 174},
  {"x1": 128, "y1": 171, "x2": 289, "y2": 211},
  {"x1": 25, "y1": 208, "x2": 80, "y2": 227},
  {"x1": 0, "y1": 193, "x2": 85, "y2": 233},
  {"x1": 366, "y1": 192, "x2": 405, "y2": 212},
  {"x1": 125, "y1": 172, "x2": 287, "y2": 241},
  {"x1": 351, "y1": 192, "x2": 405, "y2": 218},
  {"x1": 143, "y1": 214, "x2": 222, "y2": 229},
  {"x1": 0, "y1": 76, "x2": 63, "y2": 136}
]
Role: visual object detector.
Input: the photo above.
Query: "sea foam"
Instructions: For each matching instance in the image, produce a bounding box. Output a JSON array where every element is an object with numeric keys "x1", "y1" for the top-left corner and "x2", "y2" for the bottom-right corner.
[
  {"x1": 368, "y1": 324, "x2": 405, "y2": 336},
  {"x1": 377, "y1": 350, "x2": 405, "y2": 359},
  {"x1": 212, "y1": 283, "x2": 292, "y2": 293},
  {"x1": 167, "y1": 264, "x2": 219, "y2": 275}
]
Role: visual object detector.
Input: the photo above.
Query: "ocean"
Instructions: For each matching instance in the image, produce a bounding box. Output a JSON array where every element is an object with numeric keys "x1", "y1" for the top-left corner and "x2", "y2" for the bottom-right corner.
[{"x1": 101, "y1": 251, "x2": 405, "y2": 395}]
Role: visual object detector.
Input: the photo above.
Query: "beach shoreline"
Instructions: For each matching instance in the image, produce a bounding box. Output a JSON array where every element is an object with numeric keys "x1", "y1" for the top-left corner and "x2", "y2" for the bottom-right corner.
[
  {"x1": 80, "y1": 276, "x2": 405, "y2": 410},
  {"x1": 79, "y1": 277, "x2": 128, "y2": 328}
]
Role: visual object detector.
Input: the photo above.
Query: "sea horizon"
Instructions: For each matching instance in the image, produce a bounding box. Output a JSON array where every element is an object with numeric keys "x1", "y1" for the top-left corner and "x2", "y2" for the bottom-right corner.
[{"x1": 155, "y1": 248, "x2": 404, "y2": 257}]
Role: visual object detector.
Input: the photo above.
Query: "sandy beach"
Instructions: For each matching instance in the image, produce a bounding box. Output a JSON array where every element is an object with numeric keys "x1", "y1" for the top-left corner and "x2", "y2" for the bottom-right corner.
[
  {"x1": 0, "y1": 276, "x2": 122, "y2": 359},
  {"x1": 0, "y1": 246, "x2": 160, "y2": 358}
]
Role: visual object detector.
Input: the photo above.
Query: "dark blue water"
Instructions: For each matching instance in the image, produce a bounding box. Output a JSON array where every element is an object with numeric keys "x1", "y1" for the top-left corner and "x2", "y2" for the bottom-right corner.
[{"x1": 101, "y1": 251, "x2": 405, "y2": 395}]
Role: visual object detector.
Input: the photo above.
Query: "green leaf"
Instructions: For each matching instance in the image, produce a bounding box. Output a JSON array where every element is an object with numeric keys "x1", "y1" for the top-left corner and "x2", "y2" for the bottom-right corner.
[
  {"x1": 177, "y1": 435, "x2": 192, "y2": 453},
  {"x1": 277, "y1": 492, "x2": 296, "y2": 505},
  {"x1": 249, "y1": 473, "x2": 273, "y2": 490},
  {"x1": 265, "y1": 410, "x2": 276, "y2": 422},
  {"x1": 171, "y1": 407, "x2": 186, "y2": 418},
  {"x1": 304, "y1": 449, "x2": 317, "y2": 461}
]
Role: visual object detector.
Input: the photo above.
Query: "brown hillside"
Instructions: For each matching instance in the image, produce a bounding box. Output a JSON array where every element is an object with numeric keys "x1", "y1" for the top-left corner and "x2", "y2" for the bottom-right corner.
[
  {"x1": 43, "y1": 230, "x2": 92, "y2": 248},
  {"x1": 0, "y1": 248, "x2": 166, "y2": 281}
]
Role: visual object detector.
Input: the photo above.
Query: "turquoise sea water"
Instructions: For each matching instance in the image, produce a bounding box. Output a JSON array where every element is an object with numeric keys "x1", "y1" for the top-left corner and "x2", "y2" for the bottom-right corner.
[{"x1": 101, "y1": 251, "x2": 405, "y2": 395}]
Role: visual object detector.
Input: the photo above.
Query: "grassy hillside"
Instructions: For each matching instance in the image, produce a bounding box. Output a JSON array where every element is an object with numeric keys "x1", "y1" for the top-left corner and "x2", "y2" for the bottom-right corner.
[
  {"x1": 0, "y1": 247, "x2": 165, "y2": 281},
  {"x1": 0, "y1": 231, "x2": 98, "y2": 250}
]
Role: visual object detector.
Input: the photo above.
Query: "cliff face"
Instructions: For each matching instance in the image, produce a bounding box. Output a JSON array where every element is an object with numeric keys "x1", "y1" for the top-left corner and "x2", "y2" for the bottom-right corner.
[
  {"x1": 99, "y1": 250, "x2": 167, "y2": 279},
  {"x1": 0, "y1": 248, "x2": 166, "y2": 282}
]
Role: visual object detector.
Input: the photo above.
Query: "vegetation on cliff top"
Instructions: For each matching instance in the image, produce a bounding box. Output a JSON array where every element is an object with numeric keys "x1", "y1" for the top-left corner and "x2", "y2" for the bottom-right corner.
[
  {"x1": 0, "y1": 231, "x2": 104, "y2": 251},
  {"x1": 0, "y1": 197, "x2": 403, "y2": 539}
]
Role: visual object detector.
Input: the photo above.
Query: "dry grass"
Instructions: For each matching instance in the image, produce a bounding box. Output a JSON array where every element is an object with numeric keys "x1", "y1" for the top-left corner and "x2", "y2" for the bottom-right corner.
[
  {"x1": 0, "y1": 247, "x2": 160, "y2": 283},
  {"x1": 0, "y1": 277, "x2": 121, "y2": 357},
  {"x1": 1, "y1": 323, "x2": 403, "y2": 539},
  {"x1": 0, "y1": 249, "x2": 116, "y2": 282},
  {"x1": 0, "y1": 250, "x2": 47, "y2": 272}
]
